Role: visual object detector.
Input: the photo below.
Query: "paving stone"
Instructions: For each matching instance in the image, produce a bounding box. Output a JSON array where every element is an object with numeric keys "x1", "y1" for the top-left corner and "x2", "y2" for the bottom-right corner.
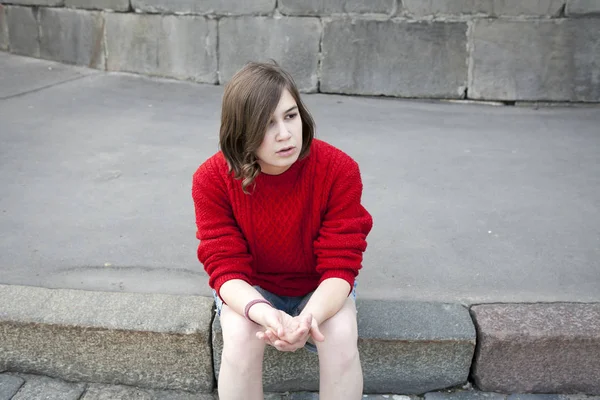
[
  {"x1": 508, "y1": 396, "x2": 561, "y2": 400},
  {"x1": 264, "y1": 394, "x2": 286, "y2": 400},
  {"x1": 131, "y1": 0, "x2": 275, "y2": 15},
  {"x1": 0, "y1": 5, "x2": 8, "y2": 51},
  {"x1": 5, "y1": 6, "x2": 39, "y2": 57},
  {"x1": 0, "y1": 285, "x2": 215, "y2": 393},
  {"x1": 81, "y1": 384, "x2": 155, "y2": 400},
  {"x1": 469, "y1": 18, "x2": 600, "y2": 102},
  {"x1": 105, "y1": 13, "x2": 217, "y2": 83},
  {"x1": 566, "y1": 0, "x2": 600, "y2": 15},
  {"x1": 402, "y1": 0, "x2": 564, "y2": 16},
  {"x1": 10, "y1": 374, "x2": 85, "y2": 400},
  {"x1": 426, "y1": 391, "x2": 507, "y2": 400},
  {"x1": 2, "y1": 0, "x2": 63, "y2": 5},
  {"x1": 278, "y1": 0, "x2": 394, "y2": 15},
  {"x1": 321, "y1": 19, "x2": 467, "y2": 98},
  {"x1": 471, "y1": 303, "x2": 600, "y2": 394},
  {"x1": 39, "y1": 8, "x2": 105, "y2": 69},
  {"x1": 288, "y1": 392, "x2": 319, "y2": 400},
  {"x1": 218, "y1": 16, "x2": 321, "y2": 92},
  {"x1": 65, "y1": 0, "x2": 129, "y2": 11},
  {"x1": 0, "y1": 374, "x2": 25, "y2": 399}
]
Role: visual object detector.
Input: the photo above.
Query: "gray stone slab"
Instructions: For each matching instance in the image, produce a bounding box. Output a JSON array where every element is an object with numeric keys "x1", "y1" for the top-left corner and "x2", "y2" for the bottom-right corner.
[
  {"x1": 218, "y1": 16, "x2": 321, "y2": 91},
  {"x1": 0, "y1": 52, "x2": 94, "y2": 99},
  {"x1": 402, "y1": 0, "x2": 564, "y2": 16},
  {"x1": 65, "y1": 0, "x2": 129, "y2": 11},
  {"x1": 279, "y1": 0, "x2": 395, "y2": 15},
  {"x1": 288, "y1": 393, "x2": 319, "y2": 400},
  {"x1": 213, "y1": 300, "x2": 475, "y2": 394},
  {"x1": 5, "y1": 6, "x2": 39, "y2": 57},
  {"x1": 321, "y1": 19, "x2": 467, "y2": 98},
  {"x1": 469, "y1": 18, "x2": 600, "y2": 102},
  {"x1": 0, "y1": 374, "x2": 25, "y2": 399},
  {"x1": 0, "y1": 5, "x2": 8, "y2": 51},
  {"x1": 426, "y1": 391, "x2": 507, "y2": 400},
  {"x1": 508, "y1": 396, "x2": 561, "y2": 400},
  {"x1": 131, "y1": 0, "x2": 275, "y2": 15},
  {"x1": 39, "y1": 8, "x2": 105, "y2": 69},
  {"x1": 0, "y1": 284, "x2": 215, "y2": 392},
  {"x1": 359, "y1": 301, "x2": 475, "y2": 394},
  {"x1": 10, "y1": 374, "x2": 85, "y2": 400},
  {"x1": 81, "y1": 384, "x2": 156, "y2": 400},
  {"x1": 471, "y1": 303, "x2": 600, "y2": 394},
  {"x1": 105, "y1": 13, "x2": 217, "y2": 83},
  {"x1": 3, "y1": 0, "x2": 63, "y2": 5},
  {"x1": 566, "y1": 0, "x2": 600, "y2": 15}
]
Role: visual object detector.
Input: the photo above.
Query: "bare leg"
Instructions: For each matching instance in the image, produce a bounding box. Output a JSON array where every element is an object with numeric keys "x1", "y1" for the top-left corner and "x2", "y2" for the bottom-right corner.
[
  {"x1": 316, "y1": 297, "x2": 363, "y2": 400},
  {"x1": 218, "y1": 304, "x2": 266, "y2": 400}
]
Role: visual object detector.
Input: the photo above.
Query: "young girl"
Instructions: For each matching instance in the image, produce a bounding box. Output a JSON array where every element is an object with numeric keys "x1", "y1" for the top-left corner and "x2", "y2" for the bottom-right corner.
[{"x1": 192, "y1": 61, "x2": 373, "y2": 400}]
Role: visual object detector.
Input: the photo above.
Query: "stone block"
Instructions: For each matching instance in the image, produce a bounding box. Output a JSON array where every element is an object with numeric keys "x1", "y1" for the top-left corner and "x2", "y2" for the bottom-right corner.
[
  {"x1": 10, "y1": 374, "x2": 85, "y2": 400},
  {"x1": 131, "y1": 0, "x2": 275, "y2": 15},
  {"x1": 213, "y1": 300, "x2": 476, "y2": 394},
  {"x1": 218, "y1": 16, "x2": 321, "y2": 92},
  {"x1": 0, "y1": 284, "x2": 215, "y2": 393},
  {"x1": 65, "y1": 0, "x2": 129, "y2": 11},
  {"x1": 469, "y1": 19, "x2": 600, "y2": 102},
  {"x1": 425, "y1": 391, "x2": 507, "y2": 400},
  {"x1": 471, "y1": 303, "x2": 600, "y2": 394},
  {"x1": 0, "y1": 5, "x2": 8, "y2": 51},
  {"x1": 5, "y1": 6, "x2": 39, "y2": 57},
  {"x1": 566, "y1": 0, "x2": 600, "y2": 15},
  {"x1": 402, "y1": 0, "x2": 564, "y2": 16},
  {"x1": 279, "y1": 0, "x2": 395, "y2": 15},
  {"x1": 3, "y1": 0, "x2": 63, "y2": 5},
  {"x1": 213, "y1": 315, "x2": 320, "y2": 392},
  {"x1": 0, "y1": 374, "x2": 24, "y2": 399},
  {"x1": 81, "y1": 383, "x2": 216, "y2": 399},
  {"x1": 39, "y1": 8, "x2": 105, "y2": 69},
  {"x1": 105, "y1": 13, "x2": 217, "y2": 83},
  {"x1": 321, "y1": 19, "x2": 468, "y2": 98}
]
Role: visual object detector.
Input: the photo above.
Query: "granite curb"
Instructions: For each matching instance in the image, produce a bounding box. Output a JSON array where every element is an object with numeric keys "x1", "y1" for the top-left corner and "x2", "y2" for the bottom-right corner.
[{"x1": 1, "y1": 284, "x2": 600, "y2": 395}]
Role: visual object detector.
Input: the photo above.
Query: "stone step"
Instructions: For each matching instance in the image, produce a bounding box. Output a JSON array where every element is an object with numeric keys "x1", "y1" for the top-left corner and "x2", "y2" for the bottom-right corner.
[
  {"x1": 471, "y1": 303, "x2": 600, "y2": 394},
  {"x1": 212, "y1": 300, "x2": 476, "y2": 394},
  {"x1": 0, "y1": 284, "x2": 214, "y2": 393}
]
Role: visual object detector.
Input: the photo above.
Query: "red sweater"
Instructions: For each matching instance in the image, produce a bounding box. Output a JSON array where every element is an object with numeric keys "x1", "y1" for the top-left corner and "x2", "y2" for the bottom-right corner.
[{"x1": 192, "y1": 139, "x2": 373, "y2": 298}]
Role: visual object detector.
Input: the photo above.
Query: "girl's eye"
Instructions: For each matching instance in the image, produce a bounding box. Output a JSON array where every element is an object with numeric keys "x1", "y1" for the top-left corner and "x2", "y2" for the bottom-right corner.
[{"x1": 286, "y1": 113, "x2": 298, "y2": 120}]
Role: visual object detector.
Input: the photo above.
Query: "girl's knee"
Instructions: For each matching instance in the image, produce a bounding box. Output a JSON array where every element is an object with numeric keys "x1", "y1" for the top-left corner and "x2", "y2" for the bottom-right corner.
[{"x1": 220, "y1": 307, "x2": 265, "y2": 364}]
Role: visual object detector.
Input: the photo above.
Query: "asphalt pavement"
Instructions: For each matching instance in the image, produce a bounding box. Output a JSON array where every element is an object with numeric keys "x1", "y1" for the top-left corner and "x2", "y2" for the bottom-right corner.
[{"x1": 1, "y1": 52, "x2": 599, "y2": 305}]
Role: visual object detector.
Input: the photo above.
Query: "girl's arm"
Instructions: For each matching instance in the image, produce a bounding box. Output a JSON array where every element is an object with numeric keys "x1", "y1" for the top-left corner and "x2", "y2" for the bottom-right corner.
[
  {"x1": 310, "y1": 154, "x2": 373, "y2": 324},
  {"x1": 298, "y1": 277, "x2": 350, "y2": 325}
]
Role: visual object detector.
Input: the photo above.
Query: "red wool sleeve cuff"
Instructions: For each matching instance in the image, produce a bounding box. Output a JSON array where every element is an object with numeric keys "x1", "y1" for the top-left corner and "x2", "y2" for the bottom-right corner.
[
  {"x1": 319, "y1": 269, "x2": 357, "y2": 295},
  {"x1": 213, "y1": 273, "x2": 253, "y2": 301}
]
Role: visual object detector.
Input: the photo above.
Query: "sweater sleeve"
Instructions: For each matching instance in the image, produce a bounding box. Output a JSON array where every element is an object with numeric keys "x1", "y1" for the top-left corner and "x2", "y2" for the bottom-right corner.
[
  {"x1": 192, "y1": 159, "x2": 253, "y2": 299},
  {"x1": 313, "y1": 156, "x2": 373, "y2": 291}
]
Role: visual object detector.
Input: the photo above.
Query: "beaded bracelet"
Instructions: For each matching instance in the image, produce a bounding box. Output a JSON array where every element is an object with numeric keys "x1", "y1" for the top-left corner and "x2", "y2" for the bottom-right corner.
[{"x1": 244, "y1": 299, "x2": 273, "y2": 322}]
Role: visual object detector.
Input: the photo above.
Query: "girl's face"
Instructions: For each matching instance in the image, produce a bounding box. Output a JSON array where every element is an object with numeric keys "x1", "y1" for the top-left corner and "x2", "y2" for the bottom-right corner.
[{"x1": 255, "y1": 89, "x2": 303, "y2": 175}]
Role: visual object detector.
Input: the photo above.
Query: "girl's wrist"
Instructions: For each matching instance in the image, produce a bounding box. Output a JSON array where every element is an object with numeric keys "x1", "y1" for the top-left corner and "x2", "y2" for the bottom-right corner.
[{"x1": 245, "y1": 299, "x2": 273, "y2": 324}]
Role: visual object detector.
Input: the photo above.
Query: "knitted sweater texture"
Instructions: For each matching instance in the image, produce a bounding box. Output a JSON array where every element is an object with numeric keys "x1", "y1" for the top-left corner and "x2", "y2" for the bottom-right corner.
[{"x1": 192, "y1": 139, "x2": 373, "y2": 298}]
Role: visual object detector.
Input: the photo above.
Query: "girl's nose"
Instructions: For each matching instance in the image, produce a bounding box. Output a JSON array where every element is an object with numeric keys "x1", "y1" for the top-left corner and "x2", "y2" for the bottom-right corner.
[{"x1": 277, "y1": 121, "x2": 292, "y2": 140}]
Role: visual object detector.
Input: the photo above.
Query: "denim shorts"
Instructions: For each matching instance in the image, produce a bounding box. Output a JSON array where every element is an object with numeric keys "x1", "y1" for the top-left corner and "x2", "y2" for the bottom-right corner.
[{"x1": 213, "y1": 280, "x2": 357, "y2": 353}]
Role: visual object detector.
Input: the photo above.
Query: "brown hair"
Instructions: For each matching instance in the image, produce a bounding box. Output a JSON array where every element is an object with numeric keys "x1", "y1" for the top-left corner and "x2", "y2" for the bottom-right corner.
[{"x1": 219, "y1": 61, "x2": 315, "y2": 193}]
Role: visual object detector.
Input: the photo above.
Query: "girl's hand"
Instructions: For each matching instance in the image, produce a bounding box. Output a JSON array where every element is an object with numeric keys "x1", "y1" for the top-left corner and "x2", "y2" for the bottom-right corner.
[
  {"x1": 256, "y1": 311, "x2": 310, "y2": 352},
  {"x1": 256, "y1": 313, "x2": 324, "y2": 352}
]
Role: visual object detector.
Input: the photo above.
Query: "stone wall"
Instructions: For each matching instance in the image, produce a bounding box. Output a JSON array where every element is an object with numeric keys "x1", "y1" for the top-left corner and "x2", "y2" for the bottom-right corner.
[{"x1": 0, "y1": 0, "x2": 599, "y2": 101}]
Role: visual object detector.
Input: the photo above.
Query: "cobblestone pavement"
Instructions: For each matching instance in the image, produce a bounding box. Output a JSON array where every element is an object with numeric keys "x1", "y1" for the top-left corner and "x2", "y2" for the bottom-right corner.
[{"x1": 2, "y1": 372, "x2": 600, "y2": 400}]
